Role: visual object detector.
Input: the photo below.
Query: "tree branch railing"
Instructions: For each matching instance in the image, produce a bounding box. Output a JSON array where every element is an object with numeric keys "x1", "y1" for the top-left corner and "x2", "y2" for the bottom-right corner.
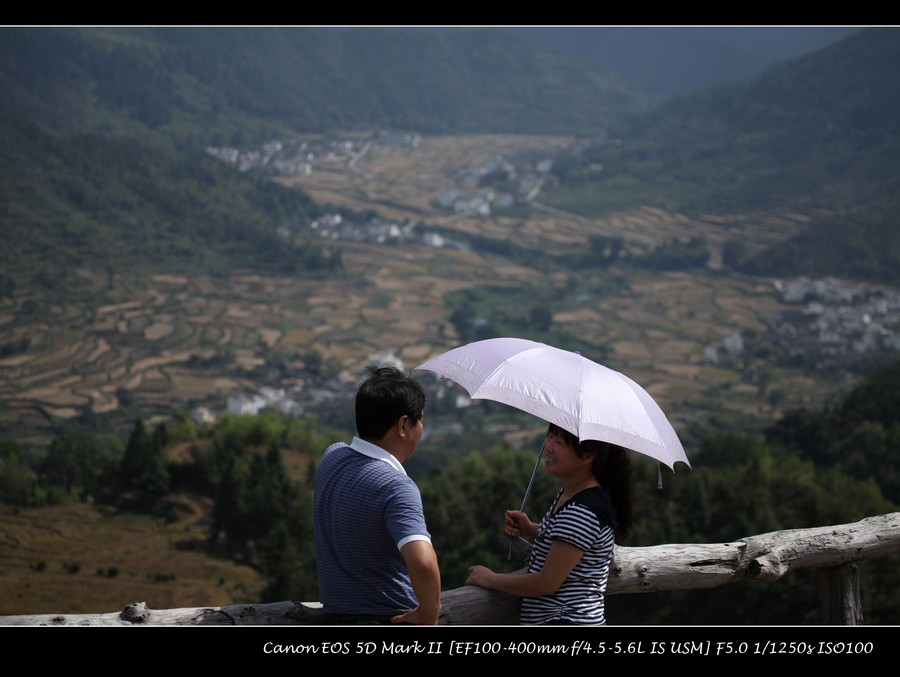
[{"x1": 1, "y1": 512, "x2": 897, "y2": 626}]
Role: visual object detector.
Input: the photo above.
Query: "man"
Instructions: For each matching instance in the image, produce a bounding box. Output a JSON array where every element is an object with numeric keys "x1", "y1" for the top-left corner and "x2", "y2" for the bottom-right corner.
[{"x1": 313, "y1": 365, "x2": 441, "y2": 625}]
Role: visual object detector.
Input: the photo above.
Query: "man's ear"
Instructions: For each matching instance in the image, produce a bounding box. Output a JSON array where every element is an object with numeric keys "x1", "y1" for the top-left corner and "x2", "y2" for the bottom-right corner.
[{"x1": 397, "y1": 415, "x2": 410, "y2": 437}]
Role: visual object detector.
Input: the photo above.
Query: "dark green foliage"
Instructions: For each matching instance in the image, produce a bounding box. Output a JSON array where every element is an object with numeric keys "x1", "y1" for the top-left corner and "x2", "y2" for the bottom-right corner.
[
  {"x1": 620, "y1": 361, "x2": 900, "y2": 624},
  {"x1": 738, "y1": 207, "x2": 900, "y2": 285},
  {"x1": 420, "y1": 442, "x2": 558, "y2": 588},
  {"x1": 587, "y1": 235, "x2": 624, "y2": 266},
  {"x1": 210, "y1": 438, "x2": 296, "y2": 542},
  {"x1": 0, "y1": 114, "x2": 326, "y2": 286},
  {"x1": 0, "y1": 26, "x2": 651, "y2": 144},
  {"x1": 118, "y1": 419, "x2": 171, "y2": 507},
  {"x1": 258, "y1": 486, "x2": 318, "y2": 603},
  {"x1": 41, "y1": 431, "x2": 116, "y2": 501},
  {"x1": 162, "y1": 26, "x2": 649, "y2": 138},
  {"x1": 721, "y1": 238, "x2": 749, "y2": 269},
  {"x1": 766, "y1": 359, "x2": 900, "y2": 503},
  {"x1": 608, "y1": 437, "x2": 898, "y2": 624},
  {"x1": 0, "y1": 440, "x2": 37, "y2": 506}
]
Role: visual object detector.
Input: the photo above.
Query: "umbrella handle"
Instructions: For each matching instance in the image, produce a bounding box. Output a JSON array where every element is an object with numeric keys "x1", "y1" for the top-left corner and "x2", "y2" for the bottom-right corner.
[{"x1": 508, "y1": 445, "x2": 545, "y2": 560}]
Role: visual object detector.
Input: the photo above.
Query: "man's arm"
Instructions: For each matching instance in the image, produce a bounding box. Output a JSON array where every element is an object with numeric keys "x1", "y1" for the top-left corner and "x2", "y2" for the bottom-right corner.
[{"x1": 392, "y1": 539, "x2": 441, "y2": 625}]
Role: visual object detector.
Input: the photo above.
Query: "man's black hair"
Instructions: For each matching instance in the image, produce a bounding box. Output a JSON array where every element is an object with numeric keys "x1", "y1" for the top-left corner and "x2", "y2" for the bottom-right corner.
[{"x1": 355, "y1": 364, "x2": 426, "y2": 440}]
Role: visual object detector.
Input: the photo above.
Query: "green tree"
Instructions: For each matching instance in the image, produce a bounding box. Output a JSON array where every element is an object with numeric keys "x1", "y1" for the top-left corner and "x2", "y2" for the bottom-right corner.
[
  {"x1": 41, "y1": 431, "x2": 110, "y2": 500},
  {"x1": 118, "y1": 418, "x2": 170, "y2": 502},
  {"x1": 210, "y1": 452, "x2": 253, "y2": 544},
  {"x1": 0, "y1": 440, "x2": 37, "y2": 506},
  {"x1": 211, "y1": 441, "x2": 297, "y2": 547},
  {"x1": 722, "y1": 238, "x2": 748, "y2": 269},
  {"x1": 258, "y1": 480, "x2": 317, "y2": 602}
]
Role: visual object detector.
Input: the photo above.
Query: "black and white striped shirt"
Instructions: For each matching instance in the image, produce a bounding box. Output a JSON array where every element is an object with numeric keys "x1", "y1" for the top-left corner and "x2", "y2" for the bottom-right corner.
[{"x1": 520, "y1": 487, "x2": 616, "y2": 625}]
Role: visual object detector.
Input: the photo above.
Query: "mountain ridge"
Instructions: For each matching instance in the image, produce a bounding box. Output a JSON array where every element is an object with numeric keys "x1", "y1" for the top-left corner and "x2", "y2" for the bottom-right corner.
[{"x1": 0, "y1": 26, "x2": 653, "y2": 145}]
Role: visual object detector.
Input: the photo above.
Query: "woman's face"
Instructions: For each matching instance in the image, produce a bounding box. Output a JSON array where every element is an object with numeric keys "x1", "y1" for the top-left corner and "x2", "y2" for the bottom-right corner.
[{"x1": 542, "y1": 428, "x2": 590, "y2": 478}]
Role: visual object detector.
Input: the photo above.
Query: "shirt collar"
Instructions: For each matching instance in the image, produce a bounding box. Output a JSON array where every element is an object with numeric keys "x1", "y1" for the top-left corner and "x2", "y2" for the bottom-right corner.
[{"x1": 349, "y1": 436, "x2": 407, "y2": 475}]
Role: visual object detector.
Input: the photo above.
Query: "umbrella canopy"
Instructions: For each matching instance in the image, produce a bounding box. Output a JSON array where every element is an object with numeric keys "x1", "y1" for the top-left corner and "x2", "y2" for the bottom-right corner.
[{"x1": 415, "y1": 337, "x2": 690, "y2": 471}]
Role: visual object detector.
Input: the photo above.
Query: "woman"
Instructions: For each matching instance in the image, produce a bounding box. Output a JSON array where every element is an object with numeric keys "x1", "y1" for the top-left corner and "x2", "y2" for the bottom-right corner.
[{"x1": 465, "y1": 423, "x2": 633, "y2": 625}]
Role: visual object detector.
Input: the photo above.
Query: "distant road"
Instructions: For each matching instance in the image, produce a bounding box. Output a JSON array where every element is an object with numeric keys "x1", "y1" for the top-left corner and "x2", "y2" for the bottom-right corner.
[{"x1": 348, "y1": 140, "x2": 373, "y2": 178}]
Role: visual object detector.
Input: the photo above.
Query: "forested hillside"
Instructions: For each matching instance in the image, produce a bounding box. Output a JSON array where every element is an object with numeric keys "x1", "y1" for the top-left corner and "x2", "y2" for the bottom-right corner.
[
  {"x1": 0, "y1": 114, "x2": 339, "y2": 289},
  {"x1": 0, "y1": 26, "x2": 651, "y2": 145},
  {"x1": 542, "y1": 28, "x2": 900, "y2": 285}
]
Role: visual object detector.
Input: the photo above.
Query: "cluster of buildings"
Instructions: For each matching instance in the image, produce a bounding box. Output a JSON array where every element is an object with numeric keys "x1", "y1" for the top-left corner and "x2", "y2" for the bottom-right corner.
[
  {"x1": 304, "y1": 213, "x2": 461, "y2": 249},
  {"x1": 207, "y1": 131, "x2": 582, "y2": 219},
  {"x1": 205, "y1": 133, "x2": 418, "y2": 177},
  {"x1": 703, "y1": 276, "x2": 900, "y2": 368},
  {"x1": 431, "y1": 150, "x2": 563, "y2": 217},
  {"x1": 190, "y1": 350, "x2": 405, "y2": 427}
]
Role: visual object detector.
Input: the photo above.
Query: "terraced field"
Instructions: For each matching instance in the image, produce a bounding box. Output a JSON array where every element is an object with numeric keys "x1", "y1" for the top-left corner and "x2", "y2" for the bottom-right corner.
[{"x1": 0, "y1": 133, "x2": 848, "y2": 452}]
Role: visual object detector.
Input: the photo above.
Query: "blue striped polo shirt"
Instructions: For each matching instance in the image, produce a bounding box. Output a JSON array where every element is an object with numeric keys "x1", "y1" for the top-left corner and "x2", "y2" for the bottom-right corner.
[{"x1": 314, "y1": 437, "x2": 431, "y2": 615}]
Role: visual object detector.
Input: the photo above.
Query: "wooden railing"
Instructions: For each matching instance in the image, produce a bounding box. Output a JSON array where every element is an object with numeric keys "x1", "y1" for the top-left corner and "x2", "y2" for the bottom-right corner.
[{"x1": 1, "y1": 512, "x2": 898, "y2": 626}]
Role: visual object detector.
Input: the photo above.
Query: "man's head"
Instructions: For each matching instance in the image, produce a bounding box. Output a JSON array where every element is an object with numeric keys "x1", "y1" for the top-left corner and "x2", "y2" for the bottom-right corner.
[{"x1": 355, "y1": 364, "x2": 426, "y2": 442}]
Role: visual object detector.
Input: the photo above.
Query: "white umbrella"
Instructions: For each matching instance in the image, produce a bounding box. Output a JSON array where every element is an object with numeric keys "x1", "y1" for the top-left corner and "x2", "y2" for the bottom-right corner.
[{"x1": 414, "y1": 337, "x2": 690, "y2": 471}]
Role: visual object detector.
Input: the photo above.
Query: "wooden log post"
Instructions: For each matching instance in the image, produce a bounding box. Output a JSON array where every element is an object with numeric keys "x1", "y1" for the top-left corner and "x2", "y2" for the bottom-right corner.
[
  {"x1": 0, "y1": 512, "x2": 897, "y2": 626},
  {"x1": 819, "y1": 563, "x2": 864, "y2": 625}
]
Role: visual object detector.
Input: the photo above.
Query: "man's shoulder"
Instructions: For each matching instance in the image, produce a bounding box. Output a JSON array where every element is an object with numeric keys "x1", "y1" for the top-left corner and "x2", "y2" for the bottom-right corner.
[
  {"x1": 319, "y1": 447, "x2": 408, "y2": 482},
  {"x1": 323, "y1": 442, "x2": 349, "y2": 456}
]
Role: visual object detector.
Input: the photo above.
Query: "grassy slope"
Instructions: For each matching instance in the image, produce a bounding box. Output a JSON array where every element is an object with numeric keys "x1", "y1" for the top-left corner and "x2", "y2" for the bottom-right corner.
[{"x1": 0, "y1": 502, "x2": 265, "y2": 616}]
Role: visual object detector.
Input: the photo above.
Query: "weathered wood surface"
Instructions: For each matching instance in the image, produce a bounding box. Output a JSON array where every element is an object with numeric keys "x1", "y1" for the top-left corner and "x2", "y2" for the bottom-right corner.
[
  {"x1": 819, "y1": 563, "x2": 864, "y2": 625},
  {"x1": 0, "y1": 588, "x2": 520, "y2": 627},
  {"x1": 1, "y1": 512, "x2": 897, "y2": 626},
  {"x1": 608, "y1": 511, "x2": 900, "y2": 594}
]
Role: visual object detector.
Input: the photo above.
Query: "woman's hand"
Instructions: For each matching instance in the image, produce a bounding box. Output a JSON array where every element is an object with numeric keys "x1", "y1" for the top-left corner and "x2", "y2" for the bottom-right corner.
[
  {"x1": 505, "y1": 509, "x2": 538, "y2": 539},
  {"x1": 465, "y1": 565, "x2": 496, "y2": 589}
]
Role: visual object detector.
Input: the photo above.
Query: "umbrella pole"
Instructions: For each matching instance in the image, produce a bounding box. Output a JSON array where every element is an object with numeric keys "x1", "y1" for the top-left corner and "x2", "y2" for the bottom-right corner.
[
  {"x1": 519, "y1": 445, "x2": 544, "y2": 513},
  {"x1": 508, "y1": 444, "x2": 544, "y2": 560}
]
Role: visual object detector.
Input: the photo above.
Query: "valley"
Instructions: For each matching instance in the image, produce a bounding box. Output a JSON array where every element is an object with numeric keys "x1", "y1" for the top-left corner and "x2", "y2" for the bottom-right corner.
[{"x1": 0, "y1": 133, "x2": 865, "y2": 452}]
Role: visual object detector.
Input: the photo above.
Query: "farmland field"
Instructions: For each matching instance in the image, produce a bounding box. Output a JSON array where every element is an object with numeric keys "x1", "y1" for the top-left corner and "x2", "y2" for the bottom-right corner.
[{"x1": 1, "y1": 133, "x2": 837, "y2": 448}]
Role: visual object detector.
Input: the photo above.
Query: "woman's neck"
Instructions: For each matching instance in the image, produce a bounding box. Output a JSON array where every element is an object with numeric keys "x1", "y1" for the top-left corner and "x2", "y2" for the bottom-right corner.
[{"x1": 560, "y1": 472, "x2": 598, "y2": 500}]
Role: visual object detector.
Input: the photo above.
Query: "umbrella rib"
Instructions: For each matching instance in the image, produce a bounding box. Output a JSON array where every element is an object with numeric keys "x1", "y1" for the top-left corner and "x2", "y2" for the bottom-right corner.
[{"x1": 476, "y1": 346, "x2": 541, "y2": 396}]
